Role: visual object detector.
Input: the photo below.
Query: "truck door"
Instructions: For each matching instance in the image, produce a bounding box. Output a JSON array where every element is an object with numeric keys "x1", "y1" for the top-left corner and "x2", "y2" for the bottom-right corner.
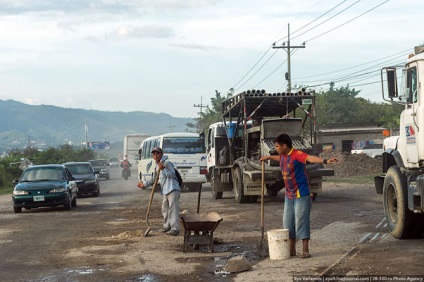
[
  {"x1": 402, "y1": 64, "x2": 419, "y2": 164},
  {"x1": 207, "y1": 127, "x2": 216, "y2": 169}
]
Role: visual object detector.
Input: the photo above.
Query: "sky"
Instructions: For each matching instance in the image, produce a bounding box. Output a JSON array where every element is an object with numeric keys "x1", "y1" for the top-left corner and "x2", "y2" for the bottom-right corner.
[{"x1": 0, "y1": 0, "x2": 422, "y2": 118}]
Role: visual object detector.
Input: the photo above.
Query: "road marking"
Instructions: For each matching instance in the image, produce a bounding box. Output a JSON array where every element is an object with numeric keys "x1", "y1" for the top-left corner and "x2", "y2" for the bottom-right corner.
[
  {"x1": 359, "y1": 232, "x2": 372, "y2": 244},
  {"x1": 369, "y1": 232, "x2": 380, "y2": 243},
  {"x1": 375, "y1": 218, "x2": 385, "y2": 229}
]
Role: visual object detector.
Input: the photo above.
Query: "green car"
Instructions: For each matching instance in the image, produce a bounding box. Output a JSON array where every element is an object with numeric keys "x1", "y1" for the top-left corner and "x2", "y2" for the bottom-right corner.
[{"x1": 12, "y1": 164, "x2": 78, "y2": 213}]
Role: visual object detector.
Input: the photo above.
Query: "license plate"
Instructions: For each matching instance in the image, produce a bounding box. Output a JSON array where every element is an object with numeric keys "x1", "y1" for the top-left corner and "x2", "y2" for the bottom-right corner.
[
  {"x1": 33, "y1": 195, "x2": 45, "y2": 202},
  {"x1": 180, "y1": 169, "x2": 189, "y2": 173}
]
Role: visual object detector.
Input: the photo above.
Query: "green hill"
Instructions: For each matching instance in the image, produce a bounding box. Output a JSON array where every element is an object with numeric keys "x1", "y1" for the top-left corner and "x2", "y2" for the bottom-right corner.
[{"x1": 0, "y1": 100, "x2": 194, "y2": 152}]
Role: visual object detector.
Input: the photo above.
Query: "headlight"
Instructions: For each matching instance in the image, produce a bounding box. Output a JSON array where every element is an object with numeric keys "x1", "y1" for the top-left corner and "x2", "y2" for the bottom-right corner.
[
  {"x1": 49, "y1": 187, "x2": 67, "y2": 193},
  {"x1": 13, "y1": 190, "x2": 29, "y2": 195}
]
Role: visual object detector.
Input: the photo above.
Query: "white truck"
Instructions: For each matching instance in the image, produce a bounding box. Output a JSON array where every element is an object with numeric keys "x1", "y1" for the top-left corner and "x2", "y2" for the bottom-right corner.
[
  {"x1": 374, "y1": 46, "x2": 424, "y2": 239},
  {"x1": 206, "y1": 89, "x2": 334, "y2": 203}
]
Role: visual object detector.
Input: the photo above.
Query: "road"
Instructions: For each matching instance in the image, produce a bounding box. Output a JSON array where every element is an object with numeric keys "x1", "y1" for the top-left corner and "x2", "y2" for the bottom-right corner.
[{"x1": 0, "y1": 167, "x2": 423, "y2": 281}]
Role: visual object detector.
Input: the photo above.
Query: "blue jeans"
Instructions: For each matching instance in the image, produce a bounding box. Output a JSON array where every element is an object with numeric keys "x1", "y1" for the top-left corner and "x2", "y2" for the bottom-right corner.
[{"x1": 283, "y1": 195, "x2": 312, "y2": 240}]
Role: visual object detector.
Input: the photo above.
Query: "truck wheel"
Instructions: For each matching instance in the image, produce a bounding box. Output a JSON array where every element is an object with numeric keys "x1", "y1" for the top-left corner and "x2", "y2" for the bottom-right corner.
[
  {"x1": 233, "y1": 167, "x2": 248, "y2": 204},
  {"x1": 248, "y1": 195, "x2": 258, "y2": 203},
  {"x1": 383, "y1": 166, "x2": 414, "y2": 239},
  {"x1": 187, "y1": 183, "x2": 201, "y2": 192},
  {"x1": 210, "y1": 170, "x2": 223, "y2": 199}
]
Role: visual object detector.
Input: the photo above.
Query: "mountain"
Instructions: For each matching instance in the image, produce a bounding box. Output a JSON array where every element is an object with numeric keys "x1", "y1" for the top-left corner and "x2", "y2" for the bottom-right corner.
[{"x1": 0, "y1": 100, "x2": 194, "y2": 152}]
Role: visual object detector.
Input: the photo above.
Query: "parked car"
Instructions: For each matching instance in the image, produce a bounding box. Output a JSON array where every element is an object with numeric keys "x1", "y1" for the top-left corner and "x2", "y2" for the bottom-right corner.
[
  {"x1": 63, "y1": 162, "x2": 100, "y2": 197},
  {"x1": 89, "y1": 159, "x2": 110, "y2": 180},
  {"x1": 351, "y1": 143, "x2": 384, "y2": 158},
  {"x1": 12, "y1": 164, "x2": 77, "y2": 213}
]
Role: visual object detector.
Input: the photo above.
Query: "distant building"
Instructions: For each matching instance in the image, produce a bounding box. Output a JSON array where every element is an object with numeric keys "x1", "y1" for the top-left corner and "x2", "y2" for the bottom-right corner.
[{"x1": 316, "y1": 122, "x2": 387, "y2": 152}]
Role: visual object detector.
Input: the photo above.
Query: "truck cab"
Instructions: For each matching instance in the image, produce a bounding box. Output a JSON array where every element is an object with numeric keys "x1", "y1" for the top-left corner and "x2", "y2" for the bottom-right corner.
[{"x1": 375, "y1": 46, "x2": 424, "y2": 239}]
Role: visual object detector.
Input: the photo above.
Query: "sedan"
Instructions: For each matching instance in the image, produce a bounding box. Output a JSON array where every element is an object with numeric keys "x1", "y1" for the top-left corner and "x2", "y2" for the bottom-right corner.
[
  {"x1": 63, "y1": 162, "x2": 100, "y2": 197},
  {"x1": 12, "y1": 164, "x2": 78, "y2": 213}
]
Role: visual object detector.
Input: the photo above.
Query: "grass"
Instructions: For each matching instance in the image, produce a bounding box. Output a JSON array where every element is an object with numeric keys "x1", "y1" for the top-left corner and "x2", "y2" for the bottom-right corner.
[{"x1": 0, "y1": 187, "x2": 13, "y2": 196}]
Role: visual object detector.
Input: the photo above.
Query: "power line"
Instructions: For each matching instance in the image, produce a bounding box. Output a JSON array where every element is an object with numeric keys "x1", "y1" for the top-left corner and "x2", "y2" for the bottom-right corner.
[
  {"x1": 305, "y1": 0, "x2": 390, "y2": 43},
  {"x1": 294, "y1": 49, "x2": 410, "y2": 80},
  {"x1": 291, "y1": 0, "x2": 359, "y2": 41},
  {"x1": 233, "y1": 49, "x2": 279, "y2": 92}
]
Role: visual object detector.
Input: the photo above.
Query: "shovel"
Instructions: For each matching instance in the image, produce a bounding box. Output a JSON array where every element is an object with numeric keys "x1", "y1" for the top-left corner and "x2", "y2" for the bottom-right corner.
[
  {"x1": 144, "y1": 168, "x2": 160, "y2": 237},
  {"x1": 256, "y1": 160, "x2": 268, "y2": 257}
]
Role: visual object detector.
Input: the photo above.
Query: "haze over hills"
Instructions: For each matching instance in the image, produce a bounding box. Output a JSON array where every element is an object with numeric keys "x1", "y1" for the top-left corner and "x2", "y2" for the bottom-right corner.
[{"x1": 0, "y1": 99, "x2": 194, "y2": 152}]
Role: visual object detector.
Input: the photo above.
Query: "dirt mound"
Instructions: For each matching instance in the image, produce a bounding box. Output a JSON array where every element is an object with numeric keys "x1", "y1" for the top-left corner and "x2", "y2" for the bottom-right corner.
[{"x1": 319, "y1": 151, "x2": 382, "y2": 177}]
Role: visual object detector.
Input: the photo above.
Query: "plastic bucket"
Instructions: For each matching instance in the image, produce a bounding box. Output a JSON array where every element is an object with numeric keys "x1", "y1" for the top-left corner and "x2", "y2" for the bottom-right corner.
[
  {"x1": 267, "y1": 229, "x2": 290, "y2": 260},
  {"x1": 226, "y1": 123, "x2": 237, "y2": 138}
]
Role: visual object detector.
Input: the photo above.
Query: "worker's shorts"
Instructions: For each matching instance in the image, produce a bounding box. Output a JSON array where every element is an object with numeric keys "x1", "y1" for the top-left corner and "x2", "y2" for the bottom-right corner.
[{"x1": 283, "y1": 195, "x2": 312, "y2": 240}]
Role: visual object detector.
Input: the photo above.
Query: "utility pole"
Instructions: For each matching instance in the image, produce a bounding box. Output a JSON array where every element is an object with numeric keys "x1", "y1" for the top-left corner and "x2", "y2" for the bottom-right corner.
[
  {"x1": 85, "y1": 124, "x2": 88, "y2": 149},
  {"x1": 166, "y1": 119, "x2": 176, "y2": 133},
  {"x1": 193, "y1": 96, "x2": 207, "y2": 116},
  {"x1": 272, "y1": 23, "x2": 305, "y2": 94}
]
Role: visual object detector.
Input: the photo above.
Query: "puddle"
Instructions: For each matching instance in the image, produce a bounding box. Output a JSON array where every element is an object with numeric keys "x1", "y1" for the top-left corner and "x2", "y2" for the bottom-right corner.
[
  {"x1": 131, "y1": 274, "x2": 161, "y2": 281},
  {"x1": 67, "y1": 266, "x2": 108, "y2": 275}
]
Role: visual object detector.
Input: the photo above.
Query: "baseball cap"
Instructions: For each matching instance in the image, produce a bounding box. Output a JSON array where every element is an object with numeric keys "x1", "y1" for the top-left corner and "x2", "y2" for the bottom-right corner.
[{"x1": 151, "y1": 147, "x2": 163, "y2": 154}]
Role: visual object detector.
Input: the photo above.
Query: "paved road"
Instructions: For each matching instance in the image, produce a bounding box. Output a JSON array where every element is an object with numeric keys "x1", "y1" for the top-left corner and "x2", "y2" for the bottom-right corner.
[{"x1": 0, "y1": 168, "x2": 423, "y2": 281}]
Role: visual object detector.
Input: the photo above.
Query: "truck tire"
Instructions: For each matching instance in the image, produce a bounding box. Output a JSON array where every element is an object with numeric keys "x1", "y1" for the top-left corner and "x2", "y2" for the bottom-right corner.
[
  {"x1": 383, "y1": 166, "x2": 414, "y2": 239},
  {"x1": 187, "y1": 183, "x2": 201, "y2": 192},
  {"x1": 233, "y1": 167, "x2": 248, "y2": 204},
  {"x1": 210, "y1": 170, "x2": 223, "y2": 199}
]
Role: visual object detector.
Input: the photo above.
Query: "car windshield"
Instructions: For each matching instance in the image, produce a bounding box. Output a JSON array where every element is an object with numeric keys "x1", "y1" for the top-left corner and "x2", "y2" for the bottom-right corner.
[
  {"x1": 66, "y1": 164, "x2": 93, "y2": 175},
  {"x1": 21, "y1": 167, "x2": 65, "y2": 181},
  {"x1": 162, "y1": 137, "x2": 206, "y2": 154}
]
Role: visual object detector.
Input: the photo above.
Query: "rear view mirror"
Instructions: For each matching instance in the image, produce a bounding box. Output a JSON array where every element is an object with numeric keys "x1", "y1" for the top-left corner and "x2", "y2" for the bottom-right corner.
[{"x1": 386, "y1": 68, "x2": 398, "y2": 98}]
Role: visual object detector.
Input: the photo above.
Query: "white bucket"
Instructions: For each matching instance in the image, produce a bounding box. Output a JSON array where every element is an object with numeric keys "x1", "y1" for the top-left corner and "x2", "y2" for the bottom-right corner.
[{"x1": 267, "y1": 229, "x2": 290, "y2": 260}]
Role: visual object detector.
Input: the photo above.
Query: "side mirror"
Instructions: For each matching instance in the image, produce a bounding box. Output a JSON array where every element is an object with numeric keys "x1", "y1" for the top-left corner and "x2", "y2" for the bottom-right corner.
[
  {"x1": 386, "y1": 68, "x2": 398, "y2": 98},
  {"x1": 12, "y1": 179, "x2": 19, "y2": 184}
]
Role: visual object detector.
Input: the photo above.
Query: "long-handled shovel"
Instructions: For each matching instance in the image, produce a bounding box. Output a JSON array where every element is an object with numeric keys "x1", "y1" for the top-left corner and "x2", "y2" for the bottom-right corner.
[
  {"x1": 144, "y1": 168, "x2": 160, "y2": 237},
  {"x1": 256, "y1": 160, "x2": 268, "y2": 257}
]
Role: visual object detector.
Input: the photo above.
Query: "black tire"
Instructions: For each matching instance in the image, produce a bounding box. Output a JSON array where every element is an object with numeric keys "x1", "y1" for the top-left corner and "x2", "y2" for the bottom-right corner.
[
  {"x1": 233, "y1": 167, "x2": 248, "y2": 204},
  {"x1": 210, "y1": 170, "x2": 223, "y2": 199},
  {"x1": 14, "y1": 206, "x2": 22, "y2": 213},
  {"x1": 383, "y1": 166, "x2": 414, "y2": 239},
  {"x1": 64, "y1": 194, "x2": 72, "y2": 210},
  {"x1": 187, "y1": 183, "x2": 201, "y2": 192},
  {"x1": 71, "y1": 195, "x2": 77, "y2": 207},
  {"x1": 93, "y1": 186, "x2": 99, "y2": 197},
  {"x1": 124, "y1": 174, "x2": 128, "y2": 180},
  {"x1": 266, "y1": 189, "x2": 279, "y2": 197},
  {"x1": 248, "y1": 195, "x2": 258, "y2": 203},
  {"x1": 106, "y1": 174, "x2": 110, "y2": 180}
]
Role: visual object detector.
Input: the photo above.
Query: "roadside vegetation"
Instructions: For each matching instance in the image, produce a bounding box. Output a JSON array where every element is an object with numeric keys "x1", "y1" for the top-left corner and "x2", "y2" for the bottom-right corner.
[{"x1": 0, "y1": 145, "x2": 95, "y2": 195}]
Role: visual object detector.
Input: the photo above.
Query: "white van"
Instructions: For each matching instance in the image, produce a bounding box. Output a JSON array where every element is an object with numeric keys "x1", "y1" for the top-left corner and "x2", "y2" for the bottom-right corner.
[{"x1": 137, "y1": 132, "x2": 207, "y2": 191}]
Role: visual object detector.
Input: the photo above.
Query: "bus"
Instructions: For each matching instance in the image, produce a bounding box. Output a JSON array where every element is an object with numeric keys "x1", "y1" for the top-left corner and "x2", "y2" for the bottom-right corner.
[
  {"x1": 136, "y1": 132, "x2": 207, "y2": 191},
  {"x1": 123, "y1": 134, "x2": 150, "y2": 162}
]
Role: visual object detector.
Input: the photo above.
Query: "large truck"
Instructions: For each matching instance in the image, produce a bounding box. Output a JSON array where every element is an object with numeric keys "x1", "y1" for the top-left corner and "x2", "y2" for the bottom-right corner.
[
  {"x1": 206, "y1": 89, "x2": 334, "y2": 204},
  {"x1": 374, "y1": 46, "x2": 424, "y2": 239},
  {"x1": 123, "y1": 134, "x2": 150, "y2": 161}
]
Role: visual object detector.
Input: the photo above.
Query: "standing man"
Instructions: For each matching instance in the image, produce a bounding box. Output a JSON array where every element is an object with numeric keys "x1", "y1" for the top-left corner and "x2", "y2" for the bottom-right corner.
[
  {"x1": 260, "y1": 134, "x2": 337, "y2": 258},
  {"x1": 138, "y1": 147, "x2": 181, "y2": 236}
]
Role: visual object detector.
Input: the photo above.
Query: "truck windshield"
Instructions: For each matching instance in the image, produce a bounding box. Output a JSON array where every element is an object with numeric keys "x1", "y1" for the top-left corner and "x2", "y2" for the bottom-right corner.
[{"x1": 162, "y1": 137, "x2": 206, "y2": 154}]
